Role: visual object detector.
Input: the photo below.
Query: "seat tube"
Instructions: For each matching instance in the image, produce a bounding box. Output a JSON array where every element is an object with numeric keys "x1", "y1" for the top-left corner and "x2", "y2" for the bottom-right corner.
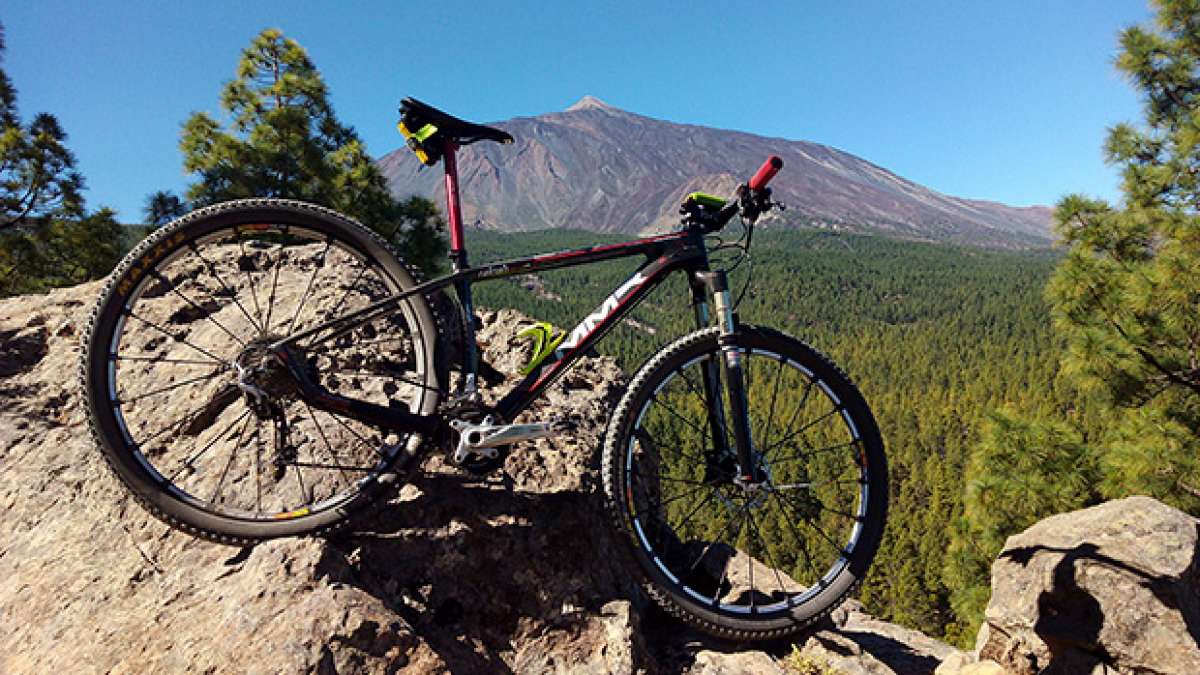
[
  {"x1": 443, "y1": 140, "x2": 480, "y2": 394},
  {"x1": 704, "y1": 270, "x2": 761, "y2": 483}
]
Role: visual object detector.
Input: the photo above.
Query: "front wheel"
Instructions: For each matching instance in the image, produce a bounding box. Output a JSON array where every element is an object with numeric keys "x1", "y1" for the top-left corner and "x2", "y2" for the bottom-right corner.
[{"x1": 601, "y1": 326, "x2": 887, "y2": 641}]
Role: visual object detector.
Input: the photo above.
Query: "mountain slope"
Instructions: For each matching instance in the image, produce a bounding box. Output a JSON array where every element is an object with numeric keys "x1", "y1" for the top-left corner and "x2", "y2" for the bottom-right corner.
[{"x1": 378, "y1": 96, "x2": 1053, "y2": 248}]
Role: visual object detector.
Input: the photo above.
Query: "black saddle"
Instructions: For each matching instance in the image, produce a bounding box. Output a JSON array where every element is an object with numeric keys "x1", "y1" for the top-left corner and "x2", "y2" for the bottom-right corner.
[{"x1": 399, "y1": 97, "x2": 514, "y2": 146}]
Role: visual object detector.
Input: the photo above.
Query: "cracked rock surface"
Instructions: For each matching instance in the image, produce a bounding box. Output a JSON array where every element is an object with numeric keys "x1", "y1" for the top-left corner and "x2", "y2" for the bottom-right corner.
[{"x1": 0, "y1": 280, "x2": 960, "y2": 674}]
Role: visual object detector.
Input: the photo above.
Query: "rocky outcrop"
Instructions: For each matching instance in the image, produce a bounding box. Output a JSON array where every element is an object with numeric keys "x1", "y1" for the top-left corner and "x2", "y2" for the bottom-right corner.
[
  {"x1": 0, "y1": 281, "x2": 959, "y2": 674},
  {"x1": 941, "y1": 496, "x2": 1200, "y2": 675}
]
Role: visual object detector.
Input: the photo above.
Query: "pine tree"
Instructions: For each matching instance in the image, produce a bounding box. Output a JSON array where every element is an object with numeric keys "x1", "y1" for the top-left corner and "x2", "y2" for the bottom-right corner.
[
  {"x1": 0, "y1": 22, "x2": 84, "y2": 232},
  {"x1": 1047, "y1": 0, "x2": 1200, "y2": 509},
  {"x1": 0, "y1": 21, "x2": 122, "y2": 295},
  {"x1": 143, "y1": 190, "x2": 187, "y2": 226},
  {"x1": 180, "y1": 28, "x2": 445, "y2": 273},
  {"x1": 945, "y1": 0, "x2": 1200, "y2": 645}
]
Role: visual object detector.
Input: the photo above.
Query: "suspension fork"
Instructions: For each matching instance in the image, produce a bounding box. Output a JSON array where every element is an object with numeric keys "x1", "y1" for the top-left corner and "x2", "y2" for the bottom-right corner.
[
  {"x1": 696, "y1": 270, "x2": 761, "y2": 483},
  {"x1": 690, "y1": 275, "x2": 731, "y2": 472}
]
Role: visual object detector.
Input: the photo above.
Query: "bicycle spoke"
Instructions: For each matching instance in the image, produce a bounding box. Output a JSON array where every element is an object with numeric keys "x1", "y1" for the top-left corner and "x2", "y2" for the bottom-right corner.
[
  {"x1": 654, "y1": 474, "x2": 725, "y2": 488},
  {"x1": 745, "y1": 507, "x2": 793, "y2": 606},
  {"x1": 325, "y1": 409, "x2": 385, "y2": 459},
  {"x1": 286, "y1": 239, "x2": 332, "y2": 335},
  {"x1": 253, "y1": 418, "x2": 263, "y2": 514},
  {"x1": 119, "y1": 369, "x2": 224, "y2": 405},
  {"x1": 209, "y1": 413, "x2": 253, "y2": 505},
  {"x1": 139, "y1": 401, "x2": 226, "y2": 447},
  {"x1": 321, "y1": 265, "x2": 368, "y2": 325},
  {"x1": 767, "y1": 379, "x2": 815, "y2": 450},
  {"x1": 776, "y1": 490, "x2": 851, "y2": 558},
  {"x1": 124, "y1": 310, "x2": 228, "y2": 365},
  {"x1": 237, "y1": 238, "x2": 267, "y2": 335},
  {"x1": 262, "y1": 239, "x2": 286, "y2": 333},
  {"x1": 770, "y1": 491, "x2": 825, "y2": 586},
  {"x1": 303, "y1": 402, "x2": 354, "y2": 489},
  {"x1": 189, "y1": 243, "x2": 263, "y2": 334},
  {"x1": 747, "y1": 517, "x2": 755, "y2": 613},
  {"x1": 117, "y1": 354, "x2": 224, "y2": 367},
  {"x1": 686, "y1": 501, "x2": 742, "y2": 575},
  {"x1": 330, "y1": 369, "x2": 440, "y2": 393},
  {"x1": 758, "y1": 359, "x2": 786, "y2": 449},
  {"x1": 635, "y1": 425, "x2": 711, "y2": 467},
  {"x1": 149, "y1": 268, "x2": 248, "y2": 347},
  {"x1": 764, "y1": 405, "x2": 843, "y2": 460},
  {"x1": 649, "y1": 393, "x2": 709, "y2": 440},
  {"x1": 666, "y1": 488, "x2": 719, "y2": 538},
  {"x1": 768, "y1": 441, "x2": 858, "y2": 465},
  {"x1": 167, "y1": 409, "x2": 252, "y2": 482},
  {"x1": 288, "y1": 427, "x2": 308, "y2": 505},
  {"x1": 675, "y1": 365, "x2": 710, "y2": 410},
  {"x1": 631, "y1": 482, "x2": 708, "y2": 520},
  {"x1": 288, "y1": 460, "x2": 378, "y2": 472},
  {"x1": 707, "y1": 506, "x2": 748, "y2": 606}
]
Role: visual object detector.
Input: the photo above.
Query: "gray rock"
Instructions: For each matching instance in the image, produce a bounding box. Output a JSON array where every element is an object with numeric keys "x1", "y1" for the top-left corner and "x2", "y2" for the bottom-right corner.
[
  {"x1": 978, "y1": 496, "x2": 1200, "y2": 675},
  {"x1": 0, "y1": 279, "x2": 962, "y2": 674}
]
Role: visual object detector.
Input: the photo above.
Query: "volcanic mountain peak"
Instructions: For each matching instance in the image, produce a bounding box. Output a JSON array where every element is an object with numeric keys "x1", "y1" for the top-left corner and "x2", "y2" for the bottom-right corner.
[
  {"x1": 378, "y1": 100, "x2": 1054, "y2": 248},
  {"x1": 565, "y1": 95, "x2": 618, "y2": 112}
]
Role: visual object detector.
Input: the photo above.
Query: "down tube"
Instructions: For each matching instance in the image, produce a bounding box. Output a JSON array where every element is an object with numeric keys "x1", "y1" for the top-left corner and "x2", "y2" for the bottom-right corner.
[{"x1": 495, "y1": 254, "x2": 680, "y2": 420}]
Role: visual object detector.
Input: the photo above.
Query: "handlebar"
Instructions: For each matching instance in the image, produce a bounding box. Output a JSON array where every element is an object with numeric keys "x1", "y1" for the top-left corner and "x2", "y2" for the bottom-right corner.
[
  {"x1": 680, "y1": 155, "x2": 784, "y2": 232},
  {"x1": 748, "y1": 156, "x2": 783, "y2": 191}
]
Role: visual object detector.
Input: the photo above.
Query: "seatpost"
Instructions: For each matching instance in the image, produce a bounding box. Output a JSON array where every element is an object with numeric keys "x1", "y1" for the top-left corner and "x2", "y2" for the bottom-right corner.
[
  {"x1": 443, "y1": 141, "x2": 467, "y2": 263},
  {"x1": 442, "y1": 140, "x2": 480, "y2": 396}
]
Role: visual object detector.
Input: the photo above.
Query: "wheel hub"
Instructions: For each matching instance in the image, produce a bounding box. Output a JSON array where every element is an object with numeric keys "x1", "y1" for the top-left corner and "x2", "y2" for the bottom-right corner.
[{"x1": 233, "y1": 336, "x2": 298, "y2": 417}]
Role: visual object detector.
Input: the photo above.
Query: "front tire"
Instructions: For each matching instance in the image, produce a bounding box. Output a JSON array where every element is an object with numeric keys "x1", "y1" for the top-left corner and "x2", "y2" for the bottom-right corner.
[{"x1": 601, "y1": 326, "x2": 887, "y2": 640}]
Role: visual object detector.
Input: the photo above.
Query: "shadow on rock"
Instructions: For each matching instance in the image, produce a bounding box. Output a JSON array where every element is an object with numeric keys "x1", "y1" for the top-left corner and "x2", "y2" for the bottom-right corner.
[
  {"x1": 999, "y1": 531, "x2": 1200, "y2": 673},
  {"x1": 319, "y1": 469, "x2": 645, "y2": 673}
]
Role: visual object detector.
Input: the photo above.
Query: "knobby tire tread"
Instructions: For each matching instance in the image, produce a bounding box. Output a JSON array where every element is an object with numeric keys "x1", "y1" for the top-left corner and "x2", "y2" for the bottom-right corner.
[
  {"x1": 80, "y1": 198, "x2": 444, "y2": 546},
  {"x1": 600, "y1": 325, "x2": 888, "y2": 642}
]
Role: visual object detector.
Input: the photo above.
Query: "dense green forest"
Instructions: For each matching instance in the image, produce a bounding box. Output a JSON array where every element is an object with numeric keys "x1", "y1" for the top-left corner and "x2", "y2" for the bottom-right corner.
[{"x1": 465, "y1": 226, "x2": 1063, "y2": 642}]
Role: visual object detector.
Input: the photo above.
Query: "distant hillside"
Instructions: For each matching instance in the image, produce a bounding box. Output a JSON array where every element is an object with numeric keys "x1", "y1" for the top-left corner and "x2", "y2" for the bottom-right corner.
[{"x1": 379, "y1": 96, "x2": 1054, "y2": 248}]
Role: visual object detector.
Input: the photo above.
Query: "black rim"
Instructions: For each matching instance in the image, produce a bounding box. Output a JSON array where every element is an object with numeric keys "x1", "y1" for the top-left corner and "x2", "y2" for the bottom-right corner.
[
  {"x1": 99, "y1": 219, "x2": 436, "y2": 522},
  {"x1": 622, "y1": 344, "x2": 872, "y2": 617}
]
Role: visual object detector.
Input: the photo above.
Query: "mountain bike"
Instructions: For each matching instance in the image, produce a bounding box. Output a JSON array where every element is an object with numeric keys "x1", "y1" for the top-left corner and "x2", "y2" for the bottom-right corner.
[{"x1": 81, "y1": 98, "x2": 888, "y2": 641}]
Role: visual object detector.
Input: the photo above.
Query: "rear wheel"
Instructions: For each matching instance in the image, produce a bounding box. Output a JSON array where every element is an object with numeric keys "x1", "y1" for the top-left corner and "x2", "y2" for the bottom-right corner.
[
  {"x1": 601, "y1": 326, "x2": 887, "y2": 640},
  {"x1": 81, "y1": 199, "x2": 443, "y2": 544}
]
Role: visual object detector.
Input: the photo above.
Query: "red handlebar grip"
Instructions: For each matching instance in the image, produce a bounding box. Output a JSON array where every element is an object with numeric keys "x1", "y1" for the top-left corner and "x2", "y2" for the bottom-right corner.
[{"x1": 748, "y1": 156, "x2": 784, "y2": 191}]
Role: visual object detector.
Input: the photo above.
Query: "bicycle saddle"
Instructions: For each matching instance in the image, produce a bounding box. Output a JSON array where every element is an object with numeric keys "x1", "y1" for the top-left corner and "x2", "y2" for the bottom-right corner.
[{"x1": 399, "y1": 97, "x2": 514, "y2": 146}]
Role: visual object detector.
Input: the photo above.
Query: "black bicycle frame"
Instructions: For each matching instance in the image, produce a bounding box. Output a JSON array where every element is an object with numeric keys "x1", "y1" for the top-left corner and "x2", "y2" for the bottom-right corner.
[
  {"x1": 272, "y1": 226, "x2": 715, "y2": 433},
  {"x1": 272, "y1": 136, "x2": 759, "y2": 481}
]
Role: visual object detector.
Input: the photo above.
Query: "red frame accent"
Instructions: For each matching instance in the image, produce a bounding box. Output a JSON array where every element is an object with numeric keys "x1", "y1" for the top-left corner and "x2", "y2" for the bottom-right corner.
[{"x1": 443, "y1": 141, "x2": 466, "y2": 251}]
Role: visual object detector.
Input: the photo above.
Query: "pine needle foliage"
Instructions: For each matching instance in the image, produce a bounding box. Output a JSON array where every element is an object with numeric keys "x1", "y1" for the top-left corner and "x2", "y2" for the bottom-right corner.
[
  {"x1": 948, "y1": 0, "x2": 1200, "y2": 643},
  {"x1": 180, "y1": 28, "x2": 446, "y2": 273}
]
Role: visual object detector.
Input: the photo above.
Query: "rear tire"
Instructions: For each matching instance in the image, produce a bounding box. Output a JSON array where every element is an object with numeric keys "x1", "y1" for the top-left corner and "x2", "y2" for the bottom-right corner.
[
  {"x1": 81, "y1": 199, "x2": 443, "y2": 544},
  {"x1": 601, "y1": 325, "x2": 888, "y2": 640}
]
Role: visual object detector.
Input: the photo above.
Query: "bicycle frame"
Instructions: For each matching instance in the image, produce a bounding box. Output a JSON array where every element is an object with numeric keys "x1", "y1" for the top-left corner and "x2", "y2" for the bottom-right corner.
[
  {"x1": 275, "y1": 144, "x2": 707, "y2": 418},
  {"x1": 272, "y1": 140, "x2": 756, "y2": 479}
]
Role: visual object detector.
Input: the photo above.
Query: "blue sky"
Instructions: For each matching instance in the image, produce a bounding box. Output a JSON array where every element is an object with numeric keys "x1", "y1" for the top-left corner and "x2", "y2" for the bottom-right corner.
[{"x1": 5, "y1": 1, "x2": 1150, "y2": 221}]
